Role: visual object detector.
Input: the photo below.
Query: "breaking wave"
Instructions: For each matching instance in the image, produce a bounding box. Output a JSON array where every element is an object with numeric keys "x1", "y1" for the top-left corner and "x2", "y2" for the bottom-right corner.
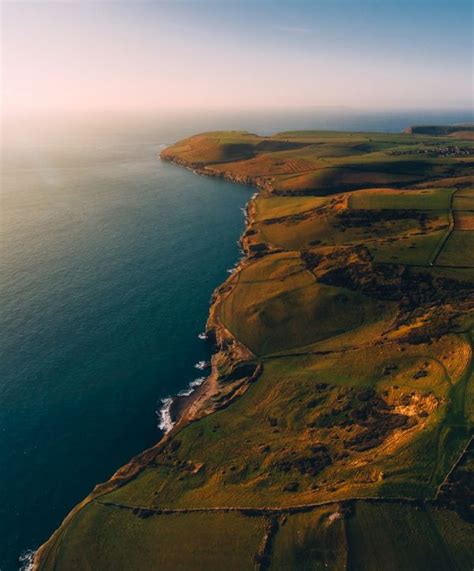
[
  {"x1": 156, "y1": 377, "x2": 206, "y2": 434},
  {"x1": 177, "y1": 376, "x2": 206, "y2": 397},
  {"x1": 157, "y1": 397, "x2": 174, "y2": 433},
  {"x1": 19, "y1": 550, "x2": 35, "y2": 571}
]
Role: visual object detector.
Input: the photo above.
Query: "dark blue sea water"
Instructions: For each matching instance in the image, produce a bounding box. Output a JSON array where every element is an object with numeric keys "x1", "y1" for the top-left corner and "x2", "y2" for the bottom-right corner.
[{"x1": 1, "y1": 108, "x2": 472, "y2": 570}]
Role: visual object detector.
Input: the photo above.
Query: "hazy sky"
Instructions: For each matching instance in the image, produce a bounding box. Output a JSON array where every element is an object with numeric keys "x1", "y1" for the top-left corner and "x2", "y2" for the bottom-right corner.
[{"x1": 2, "y1": 0, "x2": 473, "y2": 117}]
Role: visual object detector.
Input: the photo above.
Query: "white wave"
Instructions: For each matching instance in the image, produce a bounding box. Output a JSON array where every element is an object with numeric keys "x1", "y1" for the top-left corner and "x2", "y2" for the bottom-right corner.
[
  {"x1": 194, "y1": 361, "x2": 209, "y2": 371},
  {"x1": 178, "y1": 388, "x2": 194, "y2": 397},
  {"x1": 227, "y1": 255, "x2": 243, "y2": 274},
  {"x1": 157, "y1": 397, "x2": 174, "y2": 433},
  {"x1": 190, "y1": 376, "x2": 206, "y2": 388},
  {"x1": 157, "y1": 377, "x2": 207, "y2": 432},
  {"x1": 19, "y1": 550, "x2": 36, "y2": 571},
  {"x1": 177, "y1": 376, "x2": 206, "y2": 397},
  {"x1": 177, "y1": 388, "x2": 194, "y2": 397}
]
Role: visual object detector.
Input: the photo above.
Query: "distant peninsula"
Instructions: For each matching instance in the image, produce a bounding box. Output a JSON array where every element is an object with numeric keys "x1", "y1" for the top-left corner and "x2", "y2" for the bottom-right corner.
[{"x1": 34, "y1": 127, "x2": 473, "y2": 570}]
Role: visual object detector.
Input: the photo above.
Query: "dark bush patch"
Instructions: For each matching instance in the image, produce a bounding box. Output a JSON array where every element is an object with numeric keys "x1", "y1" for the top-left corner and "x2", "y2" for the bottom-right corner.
[{"x1": 282, "y1": 482, "x2": 299, "y2": 492}]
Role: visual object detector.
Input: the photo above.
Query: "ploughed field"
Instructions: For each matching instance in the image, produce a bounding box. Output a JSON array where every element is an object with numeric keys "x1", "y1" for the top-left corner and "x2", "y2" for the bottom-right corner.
[{"x1": 36, "y1": 129, "x2": 474, "y2": 570}]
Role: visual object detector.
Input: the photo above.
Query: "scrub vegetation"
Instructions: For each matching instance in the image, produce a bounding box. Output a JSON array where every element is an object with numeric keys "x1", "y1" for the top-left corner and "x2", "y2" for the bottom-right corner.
[{"x1": 35, "y1": 128, "x2": 473, "y2": 570}]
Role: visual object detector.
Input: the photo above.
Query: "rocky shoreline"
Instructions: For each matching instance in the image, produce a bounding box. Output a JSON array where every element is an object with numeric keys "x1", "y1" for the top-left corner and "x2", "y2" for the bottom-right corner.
[
  {"x1": 157, "y1": 151, "x2": 266, "y2": 432},
  {"x1": 160, "y1": 152, "x2": 275, "y2": 193}
]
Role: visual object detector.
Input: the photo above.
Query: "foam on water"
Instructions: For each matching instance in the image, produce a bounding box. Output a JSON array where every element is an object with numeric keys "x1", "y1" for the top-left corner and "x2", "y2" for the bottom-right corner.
[
  {"x1": 157, "y1": 376, "x2": 207, "y2": 432},
  {"x1": 157, "y1": 397, "x2": 174, "y2": 433},
  {"x1": 18, "y1": 550, "x2": 35, "y2": 571}
]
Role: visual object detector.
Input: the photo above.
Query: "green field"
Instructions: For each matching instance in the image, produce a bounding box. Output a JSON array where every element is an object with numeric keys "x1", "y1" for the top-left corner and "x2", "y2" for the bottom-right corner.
[
  {"x1": 346, "y1": 502, "x2": 474, "y2": 571},
  {"x1": 36, "y1": 128, "x2": 474, "y2": 570},
  {"x1": 437, "y1": 232, "x2": 474, "y2": 267},
  {"x1": 269, "y1": 508, "x2": 347, "y2": 570},
  {"x1": 39, "y1": 504, "x2": 266, "y2": 571},
  {"x1": 254, "y1": 195, "x2": 330, "y2": 221},
  {"x1": 218, "y1": 256, "x2": 380, "y2": 355},
  {"x1": 39, "y1": 501, "x2": 474, "y2": 571},
  {"x1": 348, "y1": 187, "x2": 455, "y2": 210}
]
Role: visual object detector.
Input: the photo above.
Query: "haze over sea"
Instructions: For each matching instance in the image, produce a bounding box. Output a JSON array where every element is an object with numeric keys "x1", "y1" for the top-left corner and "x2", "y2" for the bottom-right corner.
[{"x1": 1, "y1": 108, "x2": 472, "y2": 570}]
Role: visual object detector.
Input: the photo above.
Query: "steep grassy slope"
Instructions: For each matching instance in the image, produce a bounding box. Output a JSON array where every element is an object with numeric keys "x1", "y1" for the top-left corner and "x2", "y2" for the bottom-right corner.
[{"x1": 35, "y1": 129, "x2": 473, "y2": 570}]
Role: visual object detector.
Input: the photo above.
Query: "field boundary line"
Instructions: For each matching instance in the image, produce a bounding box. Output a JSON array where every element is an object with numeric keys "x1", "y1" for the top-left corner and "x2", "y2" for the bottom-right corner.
[
  {"x1": 435, "y1": 436, "x2": 473, "y2": 499},
  {"x1": 95, "y1": 495, "x2": 437, "y2": 517},
  {"x1": 430, "y1": 188, "x2": 458, "y2": 266}
]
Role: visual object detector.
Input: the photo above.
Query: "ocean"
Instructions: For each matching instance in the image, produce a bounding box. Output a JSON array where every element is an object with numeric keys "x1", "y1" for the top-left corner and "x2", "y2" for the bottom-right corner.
[{"x1": 1, "y1": 108, "x2": 472, "y2": 570}]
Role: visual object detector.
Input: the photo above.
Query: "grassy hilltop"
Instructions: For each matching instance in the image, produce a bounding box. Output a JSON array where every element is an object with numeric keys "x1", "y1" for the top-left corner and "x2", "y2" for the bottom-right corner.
[{"x1": 36, "y1": 129, "x2": 473, "y2": 570}]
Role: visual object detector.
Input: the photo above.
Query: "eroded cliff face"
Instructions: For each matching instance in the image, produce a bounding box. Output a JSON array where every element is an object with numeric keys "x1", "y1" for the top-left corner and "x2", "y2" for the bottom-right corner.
[
  {"x1": 200, "y1": 243, "x2": 263, "y2": 418},
  {"x1": 160, "y1": 150, "x2": 276, "y2": 193}
]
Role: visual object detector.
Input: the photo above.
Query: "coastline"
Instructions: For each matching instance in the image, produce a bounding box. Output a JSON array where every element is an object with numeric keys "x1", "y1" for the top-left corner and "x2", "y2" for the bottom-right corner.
[
  {"x1": 156, "y1": 156, "x2": 265, "y2": 434},
  {"x1": 160, "y1": 152, "x2": 275, "y2": 195},
  {"x1": 32, "y1": 150, "x2": 263, "y2": 570},
  {"x1": 156, "y1": 147, "x2": 274, "y2": 435},
  {"x1": 31, "y1": 128, "x2": 474, "y2": 569}
]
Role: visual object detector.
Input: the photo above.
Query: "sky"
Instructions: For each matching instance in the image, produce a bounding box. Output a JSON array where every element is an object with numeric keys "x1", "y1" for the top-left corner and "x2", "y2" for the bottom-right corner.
[{"x1": 1, "y1": 0, "x2": 473, "y2": 117}]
